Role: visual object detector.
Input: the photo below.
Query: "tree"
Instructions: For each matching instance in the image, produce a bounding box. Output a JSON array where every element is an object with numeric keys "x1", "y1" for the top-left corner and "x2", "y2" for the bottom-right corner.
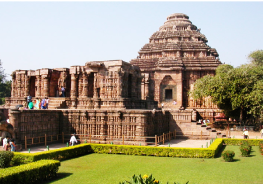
[
  {"x1": 0, "y1": 61, "x2": 11, "y2": 105},
  {"x1": 191, "y1": 50, "x2": 263, "y2": 124},
  {"x1": 248, "y1": 50, "x2": 263, "y2": 66}
]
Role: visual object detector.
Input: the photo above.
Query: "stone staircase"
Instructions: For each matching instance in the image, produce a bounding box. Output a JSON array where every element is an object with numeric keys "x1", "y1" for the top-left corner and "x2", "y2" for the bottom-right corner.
[
  {"x1": 175, "y1": 121, "x2": 227, "y2": 140},
  {"x1": 47, "y1": 97, "x2": 68, "y2": 109}
]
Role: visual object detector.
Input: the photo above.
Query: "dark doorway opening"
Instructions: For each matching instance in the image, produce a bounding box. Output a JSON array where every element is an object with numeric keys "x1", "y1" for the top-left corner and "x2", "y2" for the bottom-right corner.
[
  {"x1": 88, "y1": 73, "x2": 94, "y2": 97},
  {"x1": 128, "y1": 74, "x2": 132, "y2": 98},
  {"x1": 165, "y1": 89, "x2": 172, "y2": 100}
]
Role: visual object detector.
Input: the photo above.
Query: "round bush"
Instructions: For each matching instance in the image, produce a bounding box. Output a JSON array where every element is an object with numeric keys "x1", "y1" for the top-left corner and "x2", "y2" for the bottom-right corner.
[{"x1": 222, "y1": 150, "x2": 235, "y2": 162}]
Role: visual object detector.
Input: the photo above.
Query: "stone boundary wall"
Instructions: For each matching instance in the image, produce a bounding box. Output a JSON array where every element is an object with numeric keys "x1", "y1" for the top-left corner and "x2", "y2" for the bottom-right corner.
[{"x1": 9, "y1": 109, "x2": 169, "y2": 145}]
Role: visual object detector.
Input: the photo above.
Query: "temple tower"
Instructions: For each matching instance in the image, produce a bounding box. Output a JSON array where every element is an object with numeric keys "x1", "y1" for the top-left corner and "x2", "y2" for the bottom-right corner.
[{"x1": 130, "y1": 13, "x2": 221, "y2": 109}]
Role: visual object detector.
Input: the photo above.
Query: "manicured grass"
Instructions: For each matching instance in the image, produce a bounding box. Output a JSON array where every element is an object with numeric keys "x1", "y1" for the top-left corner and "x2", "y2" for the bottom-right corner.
[{"x1": 46, "y1": 146, "x2": 263, "y2": 184}]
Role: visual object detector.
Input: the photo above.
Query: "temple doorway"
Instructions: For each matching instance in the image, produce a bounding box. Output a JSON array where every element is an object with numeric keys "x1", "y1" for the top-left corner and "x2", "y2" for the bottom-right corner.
[
  {"x1": 29, "y1": 76, "x2": 36, "y2": 97},
  {"x1": 160, "y1": 75, "x2": 177, "y2": 102},
  {"x1": 88, "y1": 73, "x2": 94, "y2": 97}
]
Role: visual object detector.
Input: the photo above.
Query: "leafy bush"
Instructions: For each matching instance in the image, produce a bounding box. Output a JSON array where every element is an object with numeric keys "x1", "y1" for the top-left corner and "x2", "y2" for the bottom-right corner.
[
  {"x1": 119, "y1": 174, "x2": 188, "y2": 184},
  {"x1": 259, "y1": 141, "x2": 263, "y2": 155},
  {"x1": 0, "y1": 151, "x2": 14, "y2": 168},
  {"x1": 222, "y1": 150, "x2": 235, "y2": 162},
  {"x1": 240, "y1": 141, "x2": 252, "y2": 157}
]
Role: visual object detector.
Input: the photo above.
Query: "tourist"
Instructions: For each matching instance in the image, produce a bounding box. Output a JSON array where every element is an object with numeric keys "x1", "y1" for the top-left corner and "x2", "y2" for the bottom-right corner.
[
  {"x1": 161, "y1": 103, "x2": 164, "y2": 108},
  {"x1": 9, "y1": 139, "x2": 16, "y2": 151},
  {"x1": 173, "y1": 101, "x2": 177, "y2": 105},
  {"x1": 45, "y1": 97, "x2": 49, "y2": 109},
  {"x1": 41, "y1": 98, "x2": 46, "y2": 109},
  {"x1": 2, "y1": 136, "x2": 8, "y2": 151},
  {"x1": 203, "y1": 119, "x2": 207, "y2": 126},
  {"x1": 61, "y1": 86, "x2": 65, "y2": 97},
  {"x1": 34, "y1": 98, "x2": 40, "y2": 109},
  {"x1": 28, "y1": 101, "x2": 34, "y2": 109},
  {"x1": 243, "y1": 129, "x2": 249, "y2": 139},
  {"x1": 69, "y1": 133, "x2": 78, "y2": 146},
  {"x1": 27, "y1": 94, "x2": 32, "y2": 107},
  {"x1": 260, "y1": 128, "x2": 263, "y2": 138}
]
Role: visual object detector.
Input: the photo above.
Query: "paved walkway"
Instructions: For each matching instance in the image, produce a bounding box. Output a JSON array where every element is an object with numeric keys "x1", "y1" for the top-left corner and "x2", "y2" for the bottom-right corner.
[
  {"x1": 16, "y1": 133, "x2": 263, "y2": 153},
  {"x1": 17, "y1": 139, "x2": 211, "y2": 153}
]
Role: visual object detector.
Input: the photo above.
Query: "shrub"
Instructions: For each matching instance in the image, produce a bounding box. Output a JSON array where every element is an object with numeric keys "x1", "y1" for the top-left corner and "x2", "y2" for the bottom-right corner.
[
  {"x1": 0, "y1": 151, "x2": 14, "y2": 168},
  {"x1": 119, "y1": 174, "x2": 188, "y2": 184},
  {"x1": 259, "y1": 141, "x2": 263, "y2": 155},
  {"x1": 221, "y1": 150, "x2": 235, "y2": 162},
  {"x1": 240, "y1": 141, "x2": 252, "y2": 157}
]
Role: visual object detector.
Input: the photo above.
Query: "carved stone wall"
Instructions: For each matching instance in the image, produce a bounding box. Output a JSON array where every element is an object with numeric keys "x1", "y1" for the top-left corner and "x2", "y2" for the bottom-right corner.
[{"x1": 9, "y1": 109, "x2": 169, "y2": 145}]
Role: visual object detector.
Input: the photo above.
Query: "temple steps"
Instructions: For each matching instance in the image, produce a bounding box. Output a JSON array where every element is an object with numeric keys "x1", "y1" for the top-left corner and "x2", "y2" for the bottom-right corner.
[{"x1": 47, "y1": 97, "x2": 67, "y2": 109}]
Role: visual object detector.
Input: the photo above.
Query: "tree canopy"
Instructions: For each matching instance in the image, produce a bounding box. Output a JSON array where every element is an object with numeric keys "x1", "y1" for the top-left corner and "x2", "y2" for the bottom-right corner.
[
  {"x1": 0, "y1": 61, "x2": 11, "y2": 105},
  {"x1": 191, "y1": 50, "x2": 263, "y2": 124}
]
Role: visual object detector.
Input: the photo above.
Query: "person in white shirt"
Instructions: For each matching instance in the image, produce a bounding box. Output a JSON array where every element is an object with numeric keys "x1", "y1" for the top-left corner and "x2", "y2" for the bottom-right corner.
[
  {"x1": 260, "y1": 128, "x2": 263, "y2": 138},
  {"x1": 243, "y1": 129, "x2": 249, "y2": 139},
  {"x1": 2, "y1": 136, "x2": 9, "y2": 151},
  {"x1": 70, "y1": 133, "x2": 78, "y2": 146}
]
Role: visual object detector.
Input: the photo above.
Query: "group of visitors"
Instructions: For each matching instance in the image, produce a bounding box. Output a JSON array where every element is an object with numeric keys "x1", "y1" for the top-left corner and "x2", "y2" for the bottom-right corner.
[
  {"x1": 198, "y1": 119, "x2": 210, "y2": 126},
  {"x1": 2, "y1": 136, "x2": 16, "y2": 151},
  {"x1": 26, "y1": 95, "x2": 49, "y2": 110}
]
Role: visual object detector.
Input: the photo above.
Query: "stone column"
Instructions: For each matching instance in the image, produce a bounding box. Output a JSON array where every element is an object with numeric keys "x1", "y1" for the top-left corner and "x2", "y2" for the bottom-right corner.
[
  {"x1": 9, "y1": 109, "x2": 21, "y2": 141},
  {"x1": 42, "y1": 75, "x2": 49, "y2": 97},
  {"x1": 177, "y1": 71, "x2": 183, "y2": 108},
  {"x1": 17, "y1": 74, "x2": 21, "y2": 97},
  {"x1": 70, "y1": 74, "x2": 78, "y2": 108},
  {"x1": 25, "y1": 76, "x2": 30, "y2": 97},
  {"x1": 11, "y1": 74, "x2": 16, "y2": 97},
  {"x1": 36, "y1": 75, "x2": 41, "y2": 98},
  {"x1": 82, "y1": 73, "x2": 88, "y2": 97},
  {"x1": 70, "y1": 74, "x2": 78, "y2": 98}
]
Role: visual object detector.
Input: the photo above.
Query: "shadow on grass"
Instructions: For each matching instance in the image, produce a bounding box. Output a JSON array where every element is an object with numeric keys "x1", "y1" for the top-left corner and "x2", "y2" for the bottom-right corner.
[
  {"x1": 214, "y1": 145, "x2": 226, "y2": 158},
  {"x1": 40, "y1": 172, "x2": 72, "y2": 184}
]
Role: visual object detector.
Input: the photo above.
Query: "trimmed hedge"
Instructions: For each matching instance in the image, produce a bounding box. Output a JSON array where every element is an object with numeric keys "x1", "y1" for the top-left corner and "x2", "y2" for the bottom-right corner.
[
  {"x1": 12, "y1": 139, "x2": 224, "y2": 161},
  {"x1": 0, "y1": 160, "x2": 60, "y2": 184},
  {"x1": 222, "y1": 138, "x2": 263, "y2": 146},
  {"x1": 90, "y1": 138, "x2": 223, "y2": 158},
  {"x1": 13, "y1": 143, "x2": 93, "y2": 164}
]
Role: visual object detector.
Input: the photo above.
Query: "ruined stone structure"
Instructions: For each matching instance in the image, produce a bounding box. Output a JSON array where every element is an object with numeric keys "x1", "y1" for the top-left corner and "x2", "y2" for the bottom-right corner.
[{"x1": 4, "y1": 13, "x2": 223, "y2": 146}]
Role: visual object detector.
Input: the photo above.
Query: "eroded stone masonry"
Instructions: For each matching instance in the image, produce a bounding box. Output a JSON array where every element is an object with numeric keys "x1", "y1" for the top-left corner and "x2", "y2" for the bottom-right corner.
[{"x1": 5, "y1": 13, "x2": 222, "y2": 145}]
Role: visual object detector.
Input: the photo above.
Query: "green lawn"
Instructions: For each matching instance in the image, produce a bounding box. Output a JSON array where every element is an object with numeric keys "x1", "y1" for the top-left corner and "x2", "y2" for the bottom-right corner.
[{"x1": 46, "y1": 146, "x2": 263, "y2": 184}]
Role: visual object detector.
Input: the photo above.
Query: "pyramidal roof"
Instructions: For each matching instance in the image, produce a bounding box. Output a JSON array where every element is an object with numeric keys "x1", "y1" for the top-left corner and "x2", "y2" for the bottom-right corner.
[{"x1": 130, "y1": 13, "x2": 221, "y2": 71}]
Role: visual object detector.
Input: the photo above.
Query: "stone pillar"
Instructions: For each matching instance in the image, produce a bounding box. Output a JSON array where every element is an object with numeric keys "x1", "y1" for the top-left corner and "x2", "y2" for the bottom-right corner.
[
  {"x1": 70, "y1": 74, "x2": 78, "y2": 108},
  {"x1": 17, "y1": 74, "x2": 21, "y2": 97},
  {"x1": 82, "y1": 73, "x2": 88, "y2": 97},
  {"x1": 177, "y1": 71, "x2": 183, "y2": 108},
  {"x1": 25, "y1": 76, "x2": 30, "y2": 97},
  {"x1": 11, "y1": 74, "x2": 16, "y2": 97},
  {"x1": 36, "y1": 75, "x2": 41, "y2": 98},
  {"x1": 43, "y1": 75, "x2": 49, "y2": 97},
  {"x1": 9, "y1": 109, "x2": 21, "y2": 141}
]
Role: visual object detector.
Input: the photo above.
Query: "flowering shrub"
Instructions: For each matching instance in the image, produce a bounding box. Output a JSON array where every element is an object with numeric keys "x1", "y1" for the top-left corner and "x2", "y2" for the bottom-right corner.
[
  {"x1": 221, "y1": 150, "x2": 235, "y2": 162},
  {"x1": 259, "y1": 141, "x2": 263, "y2": 155},
  {"x1": 119, "y1": 174, "x2": 188, "y2": 184},
  {"x1": 240, "y1": 141, "x2": 252, "y2": 157}
]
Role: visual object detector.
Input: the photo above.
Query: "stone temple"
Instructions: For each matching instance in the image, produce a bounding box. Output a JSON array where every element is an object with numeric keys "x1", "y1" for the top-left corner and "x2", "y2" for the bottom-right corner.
[{"x1": 4, "y1": 13, "x2": 222, "y2": 145}]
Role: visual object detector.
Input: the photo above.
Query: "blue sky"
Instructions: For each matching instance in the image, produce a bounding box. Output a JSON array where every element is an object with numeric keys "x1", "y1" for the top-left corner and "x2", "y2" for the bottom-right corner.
[{"x1": 0, "y1": 2, "x2": 262, "y2": 80}]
